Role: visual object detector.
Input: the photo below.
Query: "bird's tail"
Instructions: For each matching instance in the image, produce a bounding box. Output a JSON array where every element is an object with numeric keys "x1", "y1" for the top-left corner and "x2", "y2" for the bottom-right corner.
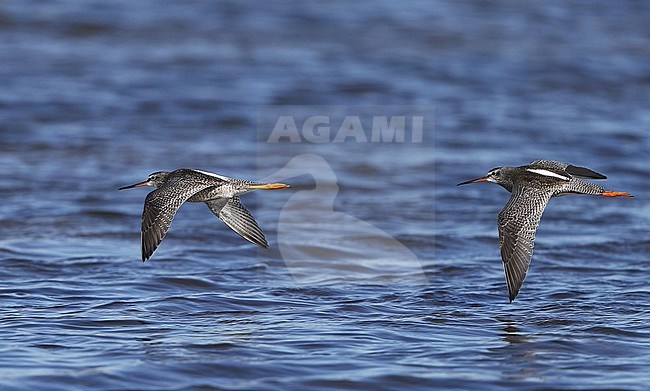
[{"x1": 557, "y1": 178, "x2": 632, "y2": 197}]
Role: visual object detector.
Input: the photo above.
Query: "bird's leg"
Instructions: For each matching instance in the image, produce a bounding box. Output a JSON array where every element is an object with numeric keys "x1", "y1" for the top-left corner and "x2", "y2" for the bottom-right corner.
[
  {"x1": 601, "y1": 190, "x2": 633, "y2": 197},
  {"x1": 249, "y1": 183, "x2": 291, "y2": 190}
]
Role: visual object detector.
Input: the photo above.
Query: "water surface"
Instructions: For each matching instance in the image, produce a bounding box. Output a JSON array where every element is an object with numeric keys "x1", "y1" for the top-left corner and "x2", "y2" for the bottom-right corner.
[{"x1": 1, "y1": 1, "x2": 649, "y2": 389}]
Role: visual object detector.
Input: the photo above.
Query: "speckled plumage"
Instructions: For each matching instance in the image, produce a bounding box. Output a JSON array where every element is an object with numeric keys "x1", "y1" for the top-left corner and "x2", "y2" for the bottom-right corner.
[
  {"x1": 458, "y1": 160, "x2": 632, "y2": 302},
  {"x1": 119, "y1": 169, "x2": 290, "y2": 261}
]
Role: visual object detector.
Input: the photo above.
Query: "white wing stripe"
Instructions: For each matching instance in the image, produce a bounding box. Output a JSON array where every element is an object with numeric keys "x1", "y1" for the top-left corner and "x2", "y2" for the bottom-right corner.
[
  {"x1": 526, "y1": 168, "x2": 570, "y2": 181},
  {"x1": 193, "y1": 169, "x2": 231, "y2": 181}
]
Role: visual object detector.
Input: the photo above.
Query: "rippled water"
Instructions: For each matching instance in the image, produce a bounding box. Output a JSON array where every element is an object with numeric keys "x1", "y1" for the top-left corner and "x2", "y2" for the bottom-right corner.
[{"x1": 1, "y1": 1, "x2": 649, "y2": 389}]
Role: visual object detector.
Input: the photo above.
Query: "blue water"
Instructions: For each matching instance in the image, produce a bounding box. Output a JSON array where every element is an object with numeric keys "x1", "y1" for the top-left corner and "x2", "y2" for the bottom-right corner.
[{"x1": 1, "y1": 1, "x2": 649, "y2": 389}]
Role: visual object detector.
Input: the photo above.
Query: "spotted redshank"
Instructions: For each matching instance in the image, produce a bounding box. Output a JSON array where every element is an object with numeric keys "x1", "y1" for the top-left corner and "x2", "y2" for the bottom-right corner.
[
  {"x1": 457, "y1": 160, "x2": 632, "y2": 302},
  {"x1": 119, "y1": 169, "x2": 290, "y2": 261}
]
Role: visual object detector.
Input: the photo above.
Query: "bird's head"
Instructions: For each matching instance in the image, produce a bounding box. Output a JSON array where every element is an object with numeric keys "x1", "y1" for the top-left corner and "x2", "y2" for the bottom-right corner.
[
  {"x1": 118, "y1": 171, "x2": 171, "y2": 190},
  {"x1": 457, "y1": 166, "x2": 514, "y2": 191}
]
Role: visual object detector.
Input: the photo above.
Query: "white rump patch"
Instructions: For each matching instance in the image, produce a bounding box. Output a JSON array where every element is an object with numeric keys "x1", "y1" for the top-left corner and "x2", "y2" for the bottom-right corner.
[
  {"x1": 194, "y1": 169, "x2": 231, "y2": 181},
  {"x1": 526, "y1": 168, "x2": 570, "y2": 181}
]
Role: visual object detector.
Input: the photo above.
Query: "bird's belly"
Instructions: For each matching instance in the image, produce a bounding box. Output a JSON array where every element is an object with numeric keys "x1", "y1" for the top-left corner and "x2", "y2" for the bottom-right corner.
[{"x1": 187, "y1": 185, "x2": 237, "y2": 202}]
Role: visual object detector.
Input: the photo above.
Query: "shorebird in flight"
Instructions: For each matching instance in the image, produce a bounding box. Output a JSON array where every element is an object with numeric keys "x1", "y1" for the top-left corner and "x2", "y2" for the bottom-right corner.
[
  {"x1": 119, "y1": 169, "x2": 290, "y2": 261},
  {"x1": 458, "y1": 160, "x2": 632, "y2": 302}
]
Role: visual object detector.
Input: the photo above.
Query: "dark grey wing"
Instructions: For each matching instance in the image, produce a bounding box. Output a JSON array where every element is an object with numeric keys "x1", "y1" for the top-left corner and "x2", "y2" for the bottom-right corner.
[
  {"x1": 529, "y1": 160, "x2": 606, "y2": 179},
  {"x1": 565, "y1": 165, "x2": 606, "y2": 179},
  {"x1": 497, "y1": 185, "x2": 553, "y2": 302},
  {"x1": 205, "y1": 196, "x2": 269, "y2": 249},
  {"x1": 141, "y1": 181, "x2": 212, "y2": 261},
  {"x1": 528, "y1": 160, "x2": 569, "y2": 171}
]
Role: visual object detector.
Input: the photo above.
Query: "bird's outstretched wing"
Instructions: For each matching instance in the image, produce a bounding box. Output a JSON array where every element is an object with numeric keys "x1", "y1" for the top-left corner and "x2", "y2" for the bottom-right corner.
[
  {"x1": 498, "y1": 184, "x2": 553, "y2": 302},
  {"x1": 205, "y1": 196, "x2": 269, "y2": 249},
  {"x1": 528, "y1": 160, "x2": 606, "y2": 179},
  {"x1": 141, "y1": 179, "x2": 213, "y2": 261}
]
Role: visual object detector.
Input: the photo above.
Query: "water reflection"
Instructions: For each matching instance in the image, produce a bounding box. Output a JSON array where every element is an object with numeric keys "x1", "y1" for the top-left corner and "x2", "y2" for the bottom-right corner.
[
  {"x1": 491, "y1": 318, "x2": 544, "y2": 383},
  {"x1": 500, "y1": 322, "x2": 528, "y2": 346}
]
